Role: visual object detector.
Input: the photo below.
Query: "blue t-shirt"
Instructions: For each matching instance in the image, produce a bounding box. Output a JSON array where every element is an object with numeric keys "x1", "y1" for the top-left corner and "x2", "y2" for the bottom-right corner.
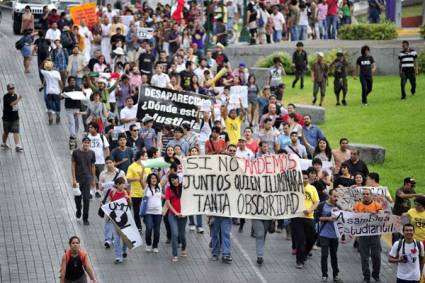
[
  {"x1": 111, "y1": 147, "x2": 134, "y2": 173},
  {"x1": 277, "y1": 134, "x2": 290, "y2": 150},
  {"x1": 319, "y1": 202, "x2": 338, "y2": 239},
  {"x1": 139, "y1": 127, "x2": 157, "y2": 151}
]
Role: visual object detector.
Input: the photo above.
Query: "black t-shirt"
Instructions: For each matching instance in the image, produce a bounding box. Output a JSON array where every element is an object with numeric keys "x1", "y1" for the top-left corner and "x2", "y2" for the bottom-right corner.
[
  {"x1": 333, "y1": 176, "x2": 355, "y2": 188},
  {"x1": 138, "y1": 53, "x2": 155, "y2": 75},
  {"x1": 63, "y1": 86, "x2": 82, "y2": 109},
  {"x1": 2, "y1": 93, "x2": 19, "y2": 122},
  {"x1": 88, "y1": 58, "x2": 99, "y2": 72},
  {"x1": 72, "y1": 149, "x2": 95, "y2": 181},
  {"x1": 110, "y1": 34, "x2": 126, "y2": 50},
  {"x1": 126, "y1": 136, "x2": 145, "y2": 155},
  {"x1": 248, "y1": 2, "x2": 258, "y2": 23},
  {"x1": 180, "y1": 70, "x2": 194, "y2": 90},
  {"x1": 356, "y1": 55, "x2": 375, "y2": 77},
  {"x1": 393, "y1": 187, "x2": 414, "y2": 216},
  {"x1": 34, "y1": 38, "x2": 51, "y2": 62}
]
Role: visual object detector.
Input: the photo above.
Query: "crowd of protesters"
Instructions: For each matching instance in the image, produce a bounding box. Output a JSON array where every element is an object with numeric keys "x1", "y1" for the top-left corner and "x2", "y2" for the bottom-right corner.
[{"x1": 1, "y1": 1, "x2": 423, "y2": 283}]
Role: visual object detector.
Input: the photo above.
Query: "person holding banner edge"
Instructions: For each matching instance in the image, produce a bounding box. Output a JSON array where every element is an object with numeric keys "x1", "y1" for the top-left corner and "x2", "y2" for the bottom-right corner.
[
  {"x1": 353, "y1": 188, "x2": 383, "y2": 283},
  {"x1": 317, "y1": 188, "x2": 344, "y2": 283},
  {"x1": 107, "y1": 177, "x2": 132, "y2": 264},
  {"x1": 291, "y1": 170, "x2": 319, "y2": 269}
]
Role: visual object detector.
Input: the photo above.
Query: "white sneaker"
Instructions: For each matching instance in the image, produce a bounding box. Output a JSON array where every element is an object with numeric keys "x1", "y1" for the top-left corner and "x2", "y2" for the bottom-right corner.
[
  {"x1": 197, "y1": 227, "x2": 204, "y2": 234},
  {"x1": 189, "y1": 225, "x2": 196, "y2": 231},
  {"x1": 1, "y1": 143, "x2": 10, "y2": 150},
  {"x1": 15, "y1": 145, "x2": 24, "y2": 152},
  {"x1": 152, "y1": 248, "x2": 159, "y2": 253},
  {"x1": 145, "y1": 246, "x2": 152, "y2": 252}
]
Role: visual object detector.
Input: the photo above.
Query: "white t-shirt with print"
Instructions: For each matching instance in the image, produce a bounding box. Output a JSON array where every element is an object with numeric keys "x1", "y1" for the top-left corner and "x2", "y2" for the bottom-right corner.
[
  {"x1": 144, "y1": 185, "x2": 163, "y2": 215},
  {"x1": 88, "y1": 133, "x2": 109, "y2": 165},
  {"x1": 389, "y1": 240, "x2": 424, "y2": 281}
]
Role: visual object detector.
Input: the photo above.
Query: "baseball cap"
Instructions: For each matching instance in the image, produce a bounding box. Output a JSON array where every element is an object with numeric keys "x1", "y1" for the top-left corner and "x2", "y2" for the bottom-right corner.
[
  {"x1": 82, "y1": 136, "x2": 91, "y2": 142},
  {"x1": 404, "y1": 177, "x2": 416, "y2": 185},
  {"x1": 238, "y1": 137, "x2": 247, "y2": 142}
]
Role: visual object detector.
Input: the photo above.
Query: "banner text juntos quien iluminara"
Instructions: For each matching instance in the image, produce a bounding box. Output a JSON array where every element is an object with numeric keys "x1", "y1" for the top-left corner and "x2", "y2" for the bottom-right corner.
[{"x1": 180, "y1": 154, "x2": 306, "y2": 220}]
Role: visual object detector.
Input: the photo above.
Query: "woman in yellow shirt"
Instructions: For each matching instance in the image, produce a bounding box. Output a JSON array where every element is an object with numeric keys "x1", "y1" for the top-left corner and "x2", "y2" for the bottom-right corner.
[{"x1": 126, "y1": 150, "x2": 151, "y2": 233}]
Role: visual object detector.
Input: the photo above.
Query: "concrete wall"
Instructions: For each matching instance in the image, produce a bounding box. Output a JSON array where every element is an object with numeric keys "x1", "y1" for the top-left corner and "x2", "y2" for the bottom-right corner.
[{"x1": 226, "y1": 40, "x2": 425, "y2": 75}]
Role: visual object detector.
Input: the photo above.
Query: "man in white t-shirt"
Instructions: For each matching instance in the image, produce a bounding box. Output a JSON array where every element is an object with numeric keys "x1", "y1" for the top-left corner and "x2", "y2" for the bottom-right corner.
[
  {"x1": 41, "y1": 61, "x2": 63, "y2": 125},
  {"x1": 389, "y1": 223, "x2": 424, "y2": 283},
  {"x1": 45, "y1": 22, "x2": 61, "y2": 46},
  {"x1": 272, "y1": 7, "x2": 285, "y2": 43},
  {"x1": 120, "y1": 96, "x2": 138, "y2": 131},
  {"x1": 87, "y1": 122, "x2": 110, "y2": 198},
  {"x1": 236, "y1": 137, "x2": 255, "y2": 160},
  {"x1": 151, "y1": 63, "x2": 172, "y2": 88}
]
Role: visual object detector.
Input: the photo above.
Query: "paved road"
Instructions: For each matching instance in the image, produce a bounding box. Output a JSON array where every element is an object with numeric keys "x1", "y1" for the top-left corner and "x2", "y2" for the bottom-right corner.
[{"x1": 0, "y1": 10, "x2": 398, "y2": 283}]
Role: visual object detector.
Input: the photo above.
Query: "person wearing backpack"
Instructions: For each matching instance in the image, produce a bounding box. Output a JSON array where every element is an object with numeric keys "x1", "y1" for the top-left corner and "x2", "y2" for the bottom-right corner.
[
  {"x1": 316, "y1": 188, "x2": 343, "y2": 282},
  {"x1": 16, "y1": 29, "x2": 35, "y2": 73},
  {"x1": 60, "y1": 236, "x2": 97, "y2": 283},
  {"x1": 389, "y1": 223, "x2": 424, "y2": 283},
  {"x1": 61, "y1": 26, "x2": 77, "y2": 55}
]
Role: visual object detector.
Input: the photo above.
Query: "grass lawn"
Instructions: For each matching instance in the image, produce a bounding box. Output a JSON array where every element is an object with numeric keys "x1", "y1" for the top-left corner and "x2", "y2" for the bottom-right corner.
[{"x1": 281, "y1": 75, "x2": 425, "y2": 196}]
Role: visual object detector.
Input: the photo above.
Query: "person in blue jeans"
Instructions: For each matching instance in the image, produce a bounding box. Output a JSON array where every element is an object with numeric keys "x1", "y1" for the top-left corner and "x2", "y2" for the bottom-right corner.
[
  {"x1": 211, "y1": 216, "x2": 233, "y2": 263},
  {"x1": 165, "y1": 173, "x2": 187, "y2": 262},
  {"x1": 143, "y1": 173, "x2": 163, "y2": 253},
  {"x1": 187, "y1": 147, "x2": 204, "y2": 233},
  {"x1": 252, "y1": 220, "x2": 271, "y2": 265},
  {"x1": 317, "y1": 188, "x2": 343, "y2": 282}
]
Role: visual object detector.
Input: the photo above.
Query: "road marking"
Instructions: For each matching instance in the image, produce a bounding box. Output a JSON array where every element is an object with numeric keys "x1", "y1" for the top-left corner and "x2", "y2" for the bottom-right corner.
[{"x1": 231, "y1": 233, "x2": 268, "y2": 283}]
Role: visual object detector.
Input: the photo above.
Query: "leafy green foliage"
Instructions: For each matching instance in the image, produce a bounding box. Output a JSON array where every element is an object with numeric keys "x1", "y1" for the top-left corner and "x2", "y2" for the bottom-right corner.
[
  {"x1": 417, "y1": 49, "x2": 425, "y2": 74},
  {"x1": 420, "y1": 24, "x2": 425, "y2": 40},
  {"x1": 255, "y1": 52, "x2": 295, "y2": 74},
  {"x1": 338, "y1": 22, "x2": 398, "y2": 40}
]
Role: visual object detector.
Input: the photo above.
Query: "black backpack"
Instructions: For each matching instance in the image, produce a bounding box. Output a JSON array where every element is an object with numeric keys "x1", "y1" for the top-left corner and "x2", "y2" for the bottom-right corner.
[
  {"x1": 15, "y1": 36, "x2": 26, "y2": 50},
  {"x1": 396, "y1": 239, "x2": 423, "y2": 260},
  {"x1": 61, "y1": 32, "x2": 75, "y2": 49}
]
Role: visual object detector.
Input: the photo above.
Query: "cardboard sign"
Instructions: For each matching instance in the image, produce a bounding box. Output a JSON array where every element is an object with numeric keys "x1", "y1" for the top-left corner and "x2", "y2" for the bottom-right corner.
[{"x1": 69, "y1": 2, "x2": 97, "y2": 28}]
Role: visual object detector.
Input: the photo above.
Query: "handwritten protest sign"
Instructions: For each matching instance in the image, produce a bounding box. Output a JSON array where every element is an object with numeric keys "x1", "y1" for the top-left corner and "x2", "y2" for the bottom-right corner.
[
  {"x1": 137, "y1": 27, "x2": 154, "y2": 39},
  {"x1": 214, "y1": 86, "x2": 248, "y2": 109},
  {"x1": 335, "y1": 186, "x2": 392, "y2": 212},
  {"x1": 181, "y1": 154, "x2": 305, "y2": 219},
  {"x1": 69, "y1": 2, "x2": 97, "y2": 27},
  {"x1": 333, "y1": 210, "x2": 401, "y2": 242},
  {"x1": 102, "y1": 198, "x2": 143, "y2": 249},
  {"x1": 137, "y1": 86, "x2": 212, "y2": 131}
]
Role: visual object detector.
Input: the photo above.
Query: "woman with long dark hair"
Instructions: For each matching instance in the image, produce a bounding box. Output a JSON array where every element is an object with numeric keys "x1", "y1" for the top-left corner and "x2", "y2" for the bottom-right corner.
[
  {"x1": 60, "y1": 236, "x2": 97, "y2": 283},
  {"x1": 165, "y1": 173, "x2": 187, "y2": 262},
  {"x1": 313, "y1": 138, "x2": 334, "y2": 163},
  {"x1": 143, "y1": 173, "x2": 163, "y2": 253}
]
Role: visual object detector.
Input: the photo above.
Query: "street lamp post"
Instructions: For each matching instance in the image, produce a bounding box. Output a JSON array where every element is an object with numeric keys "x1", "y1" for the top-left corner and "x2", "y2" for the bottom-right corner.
[{"x1": 239, "y1": 0, "x2": 249, "y2": 42}]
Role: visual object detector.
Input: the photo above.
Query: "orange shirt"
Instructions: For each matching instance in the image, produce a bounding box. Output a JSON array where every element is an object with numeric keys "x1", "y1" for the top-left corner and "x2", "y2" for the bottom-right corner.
[{"x1": 353, "y1": 201, "x2": 382, "y2": 213}]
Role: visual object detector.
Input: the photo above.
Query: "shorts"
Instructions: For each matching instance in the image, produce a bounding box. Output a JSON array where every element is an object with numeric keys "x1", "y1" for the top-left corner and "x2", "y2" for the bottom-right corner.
[
  {"x1": 248, "y1": 93, "x2": 258, "y2": 105},
  {"x1": 3, "y1": 120, "x2": 19, "y2": 133}
]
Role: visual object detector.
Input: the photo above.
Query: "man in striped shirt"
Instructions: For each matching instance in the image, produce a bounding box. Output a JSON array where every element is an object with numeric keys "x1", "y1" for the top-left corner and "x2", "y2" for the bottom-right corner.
[{"x1": 399, "y1": 41, "x2": 418, "y2": 100}]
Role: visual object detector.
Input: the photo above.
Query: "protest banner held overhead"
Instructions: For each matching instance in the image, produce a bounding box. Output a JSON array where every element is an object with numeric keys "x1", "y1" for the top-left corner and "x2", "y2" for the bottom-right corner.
[
  {"x1": 334, "y1": 186, "x2": 392, "y2": 212},
  {"x1": 181, "y1": 154, "x2": 306, "y2": 220},
  {"x1": 137, "y1": 86, "x2": 212, "y2": 131},
  {"x1": 69, "y1": 2, "x2": 97, "y2": 27},
  {"x1": 102, "y1": 198, "x2": 143, "y2": 249},
  {"x1": 137, "y1": 27, "x2": 155, "y2": 40},
  {"x1": 332, "y1": 210, "x2": 402, "y2": 243}
]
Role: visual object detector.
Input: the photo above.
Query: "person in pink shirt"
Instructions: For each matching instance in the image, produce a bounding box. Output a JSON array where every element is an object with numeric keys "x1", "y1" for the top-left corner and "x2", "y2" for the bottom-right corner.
[
  {"x1": 326, "y1": 0, "x2": 338, "y2": 39},
  {"x1": 317, "y1": 0, "x2": 328, "y2": 39}
]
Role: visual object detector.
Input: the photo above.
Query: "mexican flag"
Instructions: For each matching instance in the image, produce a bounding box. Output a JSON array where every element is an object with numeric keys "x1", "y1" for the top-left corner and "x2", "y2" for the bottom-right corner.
[{"x1": 171, "y1": 0, "x2": 185, "y2": 23}]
